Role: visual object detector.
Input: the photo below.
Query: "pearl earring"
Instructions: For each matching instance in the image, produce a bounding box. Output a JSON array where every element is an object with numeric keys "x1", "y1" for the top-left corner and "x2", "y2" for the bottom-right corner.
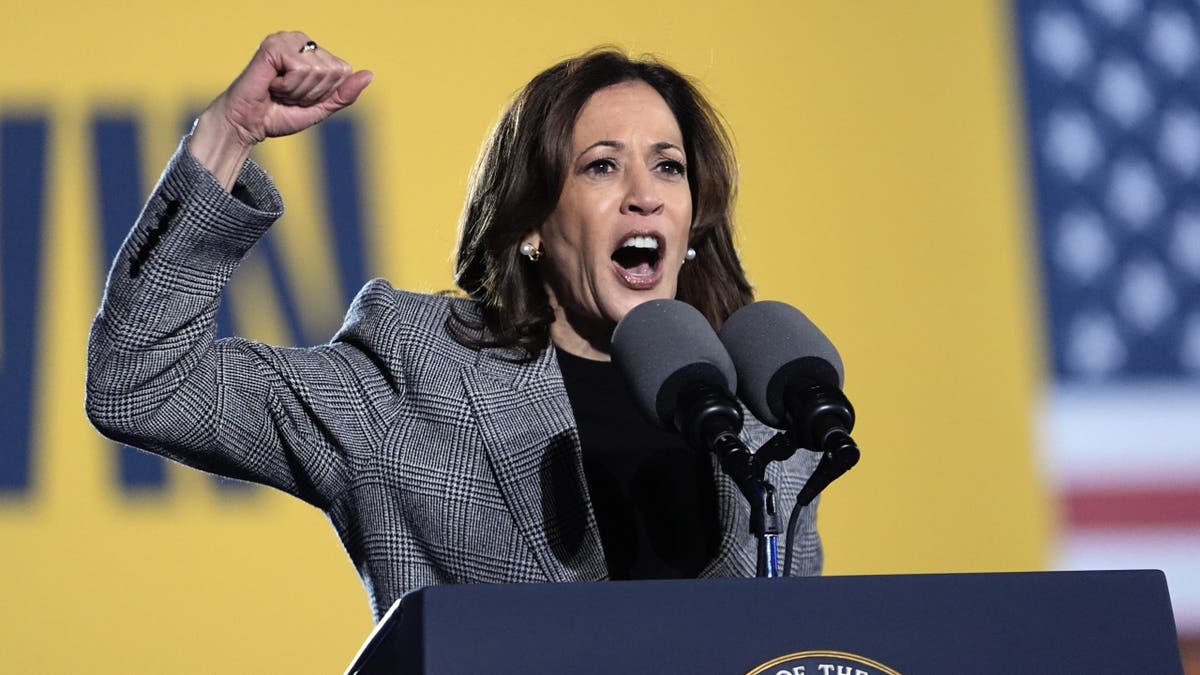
[
  {"x1": 519, "y1": 242, "x2": 542, "y2": 262},
  {"x1": 684, "y1": 247, "x2": 697, "y2": 262}
]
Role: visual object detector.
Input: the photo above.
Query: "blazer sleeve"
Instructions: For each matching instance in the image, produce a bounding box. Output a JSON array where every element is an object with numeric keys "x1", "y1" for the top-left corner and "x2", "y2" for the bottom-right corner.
[{"x1": 85, "y1": 137, "x2": 396, "y2": 509}]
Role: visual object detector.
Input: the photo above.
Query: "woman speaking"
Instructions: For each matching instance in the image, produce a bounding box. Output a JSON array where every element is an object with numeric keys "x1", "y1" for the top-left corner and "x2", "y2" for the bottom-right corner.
[{"x1": 85, "y1": 31, "x2": 822, "y2": 621}]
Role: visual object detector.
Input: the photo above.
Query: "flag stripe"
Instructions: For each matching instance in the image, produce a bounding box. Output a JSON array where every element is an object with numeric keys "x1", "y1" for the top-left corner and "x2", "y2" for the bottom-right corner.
[
  {"x1": 1038, "y1": 384, "x2": 1200, "y2": 486},
  {"x1": 1064, "y1": 484, "x2": 1200, "y2": 528}
]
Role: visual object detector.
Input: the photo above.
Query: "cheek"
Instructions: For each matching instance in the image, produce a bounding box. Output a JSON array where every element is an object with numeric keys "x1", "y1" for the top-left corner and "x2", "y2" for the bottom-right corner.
[
  {"x1": 673, "y1": 181, "x2": 693, "y2": 223},
  {"x1": 676, "y1": 197, "x2": 694, "y2": 249},
  {"x1": 543, "y1": 193, "x2": 590, "y2": 248},
  {"x1": 547, "y1": 203, "x2": 611, "y2": 268}
]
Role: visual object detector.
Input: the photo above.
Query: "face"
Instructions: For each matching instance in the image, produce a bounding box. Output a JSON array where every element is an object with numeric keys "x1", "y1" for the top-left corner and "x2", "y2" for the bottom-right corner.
[{"x1": 533, "y1": 80, "x2": 693, "y2": 359}]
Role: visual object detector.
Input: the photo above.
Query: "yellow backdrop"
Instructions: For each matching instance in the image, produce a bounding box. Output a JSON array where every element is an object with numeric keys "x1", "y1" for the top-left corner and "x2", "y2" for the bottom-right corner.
[{"x1": 1, "y1": 1, "x2": 1050, "y2": 672}]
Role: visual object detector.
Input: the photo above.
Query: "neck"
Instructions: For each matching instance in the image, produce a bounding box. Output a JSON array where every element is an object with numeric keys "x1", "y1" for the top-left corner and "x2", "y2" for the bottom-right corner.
[
  {"x1": 543, "y1": 281, "x2": 615, "y2": 361},
  {"x1": 550, "y1": 322, "x2": 612, "y2": 361}
]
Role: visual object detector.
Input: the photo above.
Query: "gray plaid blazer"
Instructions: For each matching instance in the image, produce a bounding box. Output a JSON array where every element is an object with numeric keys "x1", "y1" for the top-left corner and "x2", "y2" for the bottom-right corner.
[{"x1": 86, "y1": 140, "x2": 823, "y2": 620}]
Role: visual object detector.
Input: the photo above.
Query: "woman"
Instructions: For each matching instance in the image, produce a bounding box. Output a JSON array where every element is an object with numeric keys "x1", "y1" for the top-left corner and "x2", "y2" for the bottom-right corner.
[{"x1": 86, "y1": 32, "x2": 822, "y2": 621}]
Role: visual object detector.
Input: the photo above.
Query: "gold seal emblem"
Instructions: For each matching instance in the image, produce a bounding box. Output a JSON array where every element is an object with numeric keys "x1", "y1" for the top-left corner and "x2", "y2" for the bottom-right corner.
[{"x1": 746, "y1": 650, "x2": 902, "y2": 675}]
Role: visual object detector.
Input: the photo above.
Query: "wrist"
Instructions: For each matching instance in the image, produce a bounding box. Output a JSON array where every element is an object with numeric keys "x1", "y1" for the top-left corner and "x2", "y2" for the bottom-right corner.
[{"x1": 187, "y1": 110, "x2": 256, "y2": 191}]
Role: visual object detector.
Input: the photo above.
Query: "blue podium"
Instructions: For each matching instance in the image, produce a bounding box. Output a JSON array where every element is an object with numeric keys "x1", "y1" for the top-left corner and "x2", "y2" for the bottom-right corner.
[{"x1": 345, "y1": 570, "x2": 1183, "y2": 674}]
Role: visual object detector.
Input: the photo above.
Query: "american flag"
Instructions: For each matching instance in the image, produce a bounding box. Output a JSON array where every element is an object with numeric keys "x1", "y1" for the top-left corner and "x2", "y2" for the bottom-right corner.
[{"x1": 1015, "y1": 0, "x2": 1200, "y2": 635}]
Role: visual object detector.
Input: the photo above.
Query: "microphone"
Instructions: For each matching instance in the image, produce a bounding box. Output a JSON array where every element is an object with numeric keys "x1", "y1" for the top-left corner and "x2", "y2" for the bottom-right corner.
[
  {"x1": 718, "y1": 301, "x2": 856, "y2": 454},
  {"x1": 613, "y1": 299, "x2": 785, "y2": 577},
  {"x1": 610, "y1": 299, "x2": 743, "y2": 453},
  {"x1": 719, "y1": 300, "x2": 861, "y2": 577}
]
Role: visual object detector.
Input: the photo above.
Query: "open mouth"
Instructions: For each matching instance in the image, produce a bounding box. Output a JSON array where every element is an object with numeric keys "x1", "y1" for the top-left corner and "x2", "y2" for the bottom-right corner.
[{"x1": 611, "y1": 235, "x2": 663, "y2": 279}]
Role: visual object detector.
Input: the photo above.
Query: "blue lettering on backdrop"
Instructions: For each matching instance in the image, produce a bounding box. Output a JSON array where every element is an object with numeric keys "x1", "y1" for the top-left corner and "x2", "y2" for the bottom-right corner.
[
  {"x1": 0, "y1": 117, "x2": 48, "y2": 493},
  {"x1": 0, "y1": 109, "x2": 370, "y2": 496},
  {"x1": 318, "y1": 117, "x2": 369, "y2": 303}
]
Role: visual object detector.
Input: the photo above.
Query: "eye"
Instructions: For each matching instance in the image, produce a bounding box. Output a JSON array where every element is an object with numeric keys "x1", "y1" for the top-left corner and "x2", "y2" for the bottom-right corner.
[
  {"x1": 657, "y1": 159, "x2": 687, "y2": 177},
  {"x1": 584, "y1": 158, "x2": 618, "y2": 175}
]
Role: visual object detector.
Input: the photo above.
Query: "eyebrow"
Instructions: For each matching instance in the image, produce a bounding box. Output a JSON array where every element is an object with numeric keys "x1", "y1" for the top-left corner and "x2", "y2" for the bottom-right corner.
[{"x1": 575, "y1": 140, "x2": 684, "y2": 162}]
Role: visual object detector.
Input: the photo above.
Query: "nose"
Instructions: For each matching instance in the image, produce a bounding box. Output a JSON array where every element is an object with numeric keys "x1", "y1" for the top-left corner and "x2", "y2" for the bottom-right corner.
[{"x1": 620, "y1": 166, "x2": 664, "y2": 216}]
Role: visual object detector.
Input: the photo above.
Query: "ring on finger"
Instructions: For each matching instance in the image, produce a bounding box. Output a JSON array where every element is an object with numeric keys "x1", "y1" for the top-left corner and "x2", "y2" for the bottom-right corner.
[{"x1": 300, "y1": 41, "x2": 318, "y2": 54}]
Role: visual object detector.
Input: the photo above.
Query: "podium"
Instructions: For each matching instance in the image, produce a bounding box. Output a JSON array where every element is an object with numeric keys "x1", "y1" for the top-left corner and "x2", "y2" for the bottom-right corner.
[{"x1": 345, "y1": 570, "x2": 1183, "y2": 674}]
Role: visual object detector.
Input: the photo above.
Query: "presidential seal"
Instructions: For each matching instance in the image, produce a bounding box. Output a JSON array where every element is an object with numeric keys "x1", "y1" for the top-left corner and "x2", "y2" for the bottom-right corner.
[{"x1": 746, "y1": 650, "x2": 902, "y2": 675}]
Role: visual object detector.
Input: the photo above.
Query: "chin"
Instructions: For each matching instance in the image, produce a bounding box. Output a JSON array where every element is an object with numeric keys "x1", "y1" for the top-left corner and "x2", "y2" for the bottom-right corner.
[{"x1": 607, "y1": 288, "x2": 675, "y2": 323}]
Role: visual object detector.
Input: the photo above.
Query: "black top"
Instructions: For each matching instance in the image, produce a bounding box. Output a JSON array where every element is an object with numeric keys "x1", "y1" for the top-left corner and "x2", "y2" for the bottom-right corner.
[{"x1": 556, "y1": 349, "x2": 721, "y2": 579}]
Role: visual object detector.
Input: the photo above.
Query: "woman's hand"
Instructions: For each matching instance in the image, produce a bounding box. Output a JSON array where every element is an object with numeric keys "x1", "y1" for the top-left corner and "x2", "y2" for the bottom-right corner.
[{"x1": 190, "y1": 31, "x2": 373, "y2": 189}]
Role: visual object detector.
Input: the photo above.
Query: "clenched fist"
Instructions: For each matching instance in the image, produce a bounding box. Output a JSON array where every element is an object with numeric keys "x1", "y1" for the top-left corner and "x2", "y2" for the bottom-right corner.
[{"x1": 190, "y1": 31, "x2": 373, "y2": 189}]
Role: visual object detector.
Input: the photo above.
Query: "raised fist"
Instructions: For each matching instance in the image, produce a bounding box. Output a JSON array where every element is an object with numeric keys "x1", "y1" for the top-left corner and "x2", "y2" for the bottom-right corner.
[{"x1": 190, "y1": 31, "x2": 372, "y2": 186}]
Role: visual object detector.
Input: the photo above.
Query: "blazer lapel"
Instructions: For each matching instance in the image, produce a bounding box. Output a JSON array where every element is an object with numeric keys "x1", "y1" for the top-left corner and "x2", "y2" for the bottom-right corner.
[{"x1": 461, "y1": 345, "x2": 608, "y2": 583}]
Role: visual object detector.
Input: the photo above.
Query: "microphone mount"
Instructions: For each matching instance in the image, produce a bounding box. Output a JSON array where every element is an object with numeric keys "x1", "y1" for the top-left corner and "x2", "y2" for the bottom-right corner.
[
  {"x1": 784, "y1": 381, "x2": 856, "y2": 453},
  {"x1": 734, "y1": 381, "x2": 859, "y2": 576},
  {"x1": 676, "y1": 381, "x2": 861, "y2": 578},
  {"x1": 675, "y1": 383, "x2": 782, "y2": 577},
  {"x1": 751, "y1": 381, "x2": 861, "y2": 576}
]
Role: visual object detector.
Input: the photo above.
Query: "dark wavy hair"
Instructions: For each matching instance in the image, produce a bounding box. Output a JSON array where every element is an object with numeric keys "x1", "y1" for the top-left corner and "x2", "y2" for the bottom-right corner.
[{"x1": 451, "y1": 48, "x2": 753, "y2": 358}]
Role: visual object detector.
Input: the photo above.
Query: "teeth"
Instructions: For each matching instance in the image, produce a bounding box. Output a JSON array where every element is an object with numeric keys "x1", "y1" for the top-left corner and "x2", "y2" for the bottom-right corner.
[{"x1": 620, "y1": 236, "x2": 659, "y2": 249}]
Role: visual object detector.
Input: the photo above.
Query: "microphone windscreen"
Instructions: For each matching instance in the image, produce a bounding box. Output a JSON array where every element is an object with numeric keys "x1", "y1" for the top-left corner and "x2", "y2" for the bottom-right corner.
[
  {"x1": 718, "y1": 301, "x2": 844, "y2": 428},
  {"x1": 611, "y1": 299, "x2": 737, "y2": 429}
]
